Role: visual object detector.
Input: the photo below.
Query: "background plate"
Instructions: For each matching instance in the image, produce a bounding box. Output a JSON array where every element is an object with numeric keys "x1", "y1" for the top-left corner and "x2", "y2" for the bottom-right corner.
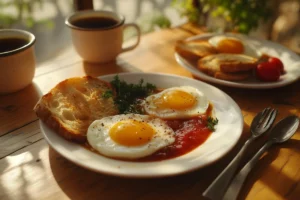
[
  {"x1": 175, "y1": 33, "x2": 300, "y2": 89},
  {"x1": 40, "y1": 73, "x2": 243, "y2": 178}
]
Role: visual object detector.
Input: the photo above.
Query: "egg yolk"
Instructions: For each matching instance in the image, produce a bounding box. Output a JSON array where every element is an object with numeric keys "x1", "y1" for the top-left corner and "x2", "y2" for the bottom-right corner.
[
  {"x1": 216, "y1": 39, "x2": 244, "y2": 54},
  {"x1": 109, "y1": 120, "x2": 155, "y2": 146},
  {"x1": 155, "y1": 90, "x2": 196, "y2": 110}
]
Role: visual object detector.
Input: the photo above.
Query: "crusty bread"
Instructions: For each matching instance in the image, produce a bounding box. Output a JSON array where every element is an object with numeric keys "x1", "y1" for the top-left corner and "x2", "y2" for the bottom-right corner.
[
  {"x1": 214, "y1": 71, "x2": 251, "y2": 81},
  {"x1": 197, "y1": 53, "x2": 257, "y2": 81},
  {"x1": 175, "y1": 40, "x2": 217, "y2": 60},
  {"x1": 198, "y1": 53, "x2": 257, "y2": 73},
  {"x1": 34, "y1": 76, "x2": 118, "y2": 143}
]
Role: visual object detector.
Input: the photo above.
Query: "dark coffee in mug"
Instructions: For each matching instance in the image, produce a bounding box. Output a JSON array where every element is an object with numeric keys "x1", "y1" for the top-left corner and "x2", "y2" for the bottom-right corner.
[
  {"x1": 0, "y1": 38, "x2": 28, "y2": 53},
  {"x1": 72, "y1": 17, "x2": 118, "y2": 29}
]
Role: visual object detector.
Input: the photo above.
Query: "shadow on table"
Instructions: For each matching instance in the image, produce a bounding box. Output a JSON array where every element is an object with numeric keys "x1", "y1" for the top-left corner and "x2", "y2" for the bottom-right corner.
[
  {"x1": 83, "y1": 59, "x2": 143, "y2": 77},
  {"x1": 49, "y1": 147, "x2": 209, "y2": 200},
  {"x1": 0, "y1": 81, "x2": 42, "y2": 136}
]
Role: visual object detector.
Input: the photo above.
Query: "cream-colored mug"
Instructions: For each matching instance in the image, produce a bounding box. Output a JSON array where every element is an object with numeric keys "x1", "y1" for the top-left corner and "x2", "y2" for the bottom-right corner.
[
  {"x1": 0, "y1": 29, "x2": 36, "y2": 94},
  {"x1": 65, "y1": 10, "x2": 141, "y2": 63}
]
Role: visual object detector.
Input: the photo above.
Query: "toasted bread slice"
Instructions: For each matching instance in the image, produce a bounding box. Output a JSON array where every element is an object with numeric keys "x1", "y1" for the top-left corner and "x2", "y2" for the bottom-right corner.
[
  {"x1": 175, "y1": 40, "x2": 217, "y2": 60},
  {"x1": 197, "y1": 54, "x2": 257, "y2": 81},
  {"x1": 197, "y1": 62, "x2": 251, "y2": 81},
  {"x1": 198, "y1": 53, "x2": 257, "y2": 73},
  {"x1": 34, "y1": 76, "x2": 118, "y2": 143},
  {"x1": 214, "y1": 71, "x2": 251, "y2": 81}
]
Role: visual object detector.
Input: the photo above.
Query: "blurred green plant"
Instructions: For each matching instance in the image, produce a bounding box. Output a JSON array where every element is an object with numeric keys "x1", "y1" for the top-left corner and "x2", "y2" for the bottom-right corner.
[
  {"x1": 152, "y1": 14, "x2": 171, "y2": 29},
  {"x1": 172, "y1": 0, "x2": 272, "y2": 34},
  {"x1": 0, "y1": 0, "x2": 54, "y2": 29},
  {"x1": 124, "y1": 11, "x2": 171, "y2": 41},
  {"x1": 171, "y1": 0, "x2": 202, "y2": 23},
  {"x1": 136, "y1": 11, "x2": 171, "y2": 34}
]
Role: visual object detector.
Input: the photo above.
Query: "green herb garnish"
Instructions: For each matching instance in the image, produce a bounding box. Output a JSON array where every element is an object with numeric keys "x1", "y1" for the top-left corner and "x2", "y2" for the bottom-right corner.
[
  {"x1": 207, "y1": 116, "x2": 218, "y2": 131},
  {"x1": 102, "y1": 90, "x2": 113, "y2": 98},
  {"x1": 110, "y1": 75, "x2": 157, "y2": 114}
]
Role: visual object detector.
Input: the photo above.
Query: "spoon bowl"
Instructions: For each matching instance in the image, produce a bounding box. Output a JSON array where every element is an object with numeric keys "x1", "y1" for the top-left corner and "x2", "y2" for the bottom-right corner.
[{"x1": 270, "y1": 115, "x2": 299, "y2": 143}]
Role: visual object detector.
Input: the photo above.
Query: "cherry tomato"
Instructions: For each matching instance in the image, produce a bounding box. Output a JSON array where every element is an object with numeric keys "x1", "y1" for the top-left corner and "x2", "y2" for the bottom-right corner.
[
  {"x1": 268, "y1": 57, "x2": 284, "y2": 74},
  {"x1": 256, "y1": 62, "x2": 280, "y2": 82}
]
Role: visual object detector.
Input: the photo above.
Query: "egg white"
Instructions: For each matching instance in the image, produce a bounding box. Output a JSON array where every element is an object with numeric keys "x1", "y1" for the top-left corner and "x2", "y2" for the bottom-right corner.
[
  {"x1": 143, "y1": 86, "x2": 209, "y2": 119},
  {"x1": 208, "y1": 35, "x2": 261, "y2": 58},
  {"x1": 87, "y1": 114, "x2": 175, "y2": 159}
]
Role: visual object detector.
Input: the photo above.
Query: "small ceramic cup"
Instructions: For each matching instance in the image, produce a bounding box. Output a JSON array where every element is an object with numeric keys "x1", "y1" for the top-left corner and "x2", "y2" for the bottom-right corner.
[
  {"x1": 65, "y1": 10, "x2": 141, "y2": 63},
  {"x1": 0, "y1": 29, "x2": 36, "y2": 94}
]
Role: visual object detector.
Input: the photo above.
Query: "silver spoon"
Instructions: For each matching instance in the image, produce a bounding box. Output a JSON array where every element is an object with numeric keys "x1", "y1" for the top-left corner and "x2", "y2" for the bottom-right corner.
[
  {"x1": 223, "y1": 115, "x2": 299, "y2": 200},
  {"x1": 203, "y1": 108, "x2": 277, "y2": 200}
]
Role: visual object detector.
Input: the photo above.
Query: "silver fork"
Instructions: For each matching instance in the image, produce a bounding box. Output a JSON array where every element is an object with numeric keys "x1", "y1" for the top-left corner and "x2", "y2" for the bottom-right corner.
[{"x1": 202, "y1": 108, "x2": 277, "y2": 200}]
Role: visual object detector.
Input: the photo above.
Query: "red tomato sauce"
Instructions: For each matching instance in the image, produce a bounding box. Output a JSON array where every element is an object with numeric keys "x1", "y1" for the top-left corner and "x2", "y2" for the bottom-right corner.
[{"x1": 137, "y1": 115, "x2": 212, "y2": 161}]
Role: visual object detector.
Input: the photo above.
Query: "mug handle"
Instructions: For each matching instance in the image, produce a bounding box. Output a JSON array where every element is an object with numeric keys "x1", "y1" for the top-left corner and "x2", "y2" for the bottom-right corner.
[{"x1": 122, "y1": 23, "x2": 141, "y2": 53}]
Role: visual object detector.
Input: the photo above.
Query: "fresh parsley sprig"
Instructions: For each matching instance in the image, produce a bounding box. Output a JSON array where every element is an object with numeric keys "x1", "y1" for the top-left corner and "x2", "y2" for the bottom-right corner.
[
  {"x1": 109, "y1": 75, "x2": 157, "y2": 114},
  {"x1": 207, "y1": 116, "x2": 218, "y2": 131}
]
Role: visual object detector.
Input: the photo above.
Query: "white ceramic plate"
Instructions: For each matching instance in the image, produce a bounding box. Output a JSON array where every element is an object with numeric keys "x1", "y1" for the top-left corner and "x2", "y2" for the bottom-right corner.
[
  {"x1": 40, "y1": 73, "x2": 243, "y2": 178},
  {"x1": 175, "y1": 33, "x2": 300, "y2": 89}
]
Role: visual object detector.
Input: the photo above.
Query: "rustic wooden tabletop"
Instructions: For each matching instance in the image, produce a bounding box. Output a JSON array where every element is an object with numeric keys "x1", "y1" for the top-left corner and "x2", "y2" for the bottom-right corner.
[{"x1": 0, "y1": 24, "x2": 300, "y2": 200}]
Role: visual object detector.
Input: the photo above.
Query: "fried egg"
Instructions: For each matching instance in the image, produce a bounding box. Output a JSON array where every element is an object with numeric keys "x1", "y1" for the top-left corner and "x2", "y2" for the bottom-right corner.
[
  {"x1": 208, "y1": 35, "x2": 260, "y2": 58},
  {"x1": 143, "y1": 86, "x2": 209, "y2": 119},
  {"x1": 87, "y1": 114, "x2": 175, "y2": 159}
]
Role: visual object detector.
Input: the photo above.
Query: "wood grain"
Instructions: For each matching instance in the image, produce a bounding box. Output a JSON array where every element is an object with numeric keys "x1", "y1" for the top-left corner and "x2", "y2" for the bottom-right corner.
[
  {"x1": 0, "y1": 84, "x2": 41, "y2": 136},
  {"x1": 0, "y1": 120, "x2": 41, "y2": 159},
  {"x1": 0, "y1": 25, "x2": 299, "y2": 200}
]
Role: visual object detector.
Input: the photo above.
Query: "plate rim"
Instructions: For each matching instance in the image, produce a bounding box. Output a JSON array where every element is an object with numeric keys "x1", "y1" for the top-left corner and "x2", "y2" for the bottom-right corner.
[
  {"x1": 40, "y1": 72, "x2": 244, "y2": 178},
  {"x1": 175, "y1": 33, "x2": 300, "y2": 89}
]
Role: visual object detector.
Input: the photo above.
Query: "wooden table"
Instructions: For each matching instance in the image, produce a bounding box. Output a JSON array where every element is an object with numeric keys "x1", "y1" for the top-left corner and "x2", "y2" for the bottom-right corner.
[{"x1": 1, "y1": 24, "x2": 300, "y2": 200}]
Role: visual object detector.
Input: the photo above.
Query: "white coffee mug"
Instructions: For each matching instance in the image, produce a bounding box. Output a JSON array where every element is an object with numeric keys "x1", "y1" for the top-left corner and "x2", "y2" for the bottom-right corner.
[
  {"x1": 0, "y1": 29, "x2": 36, "y2": 94},
  {"x1": 65, "y1": 10, "x2": 141, "y2": 63}
]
